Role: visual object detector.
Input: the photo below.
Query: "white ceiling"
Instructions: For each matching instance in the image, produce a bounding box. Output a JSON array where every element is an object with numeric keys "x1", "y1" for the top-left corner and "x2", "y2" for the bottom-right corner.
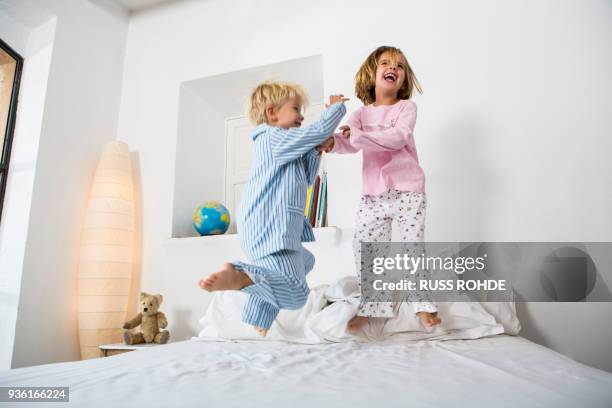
[
  {"x1": 110, "y1": 0, "x2": 179, "y2": 11},
  {"x1": 0, "y1": 1, "x2": 55, "y2": 28}
]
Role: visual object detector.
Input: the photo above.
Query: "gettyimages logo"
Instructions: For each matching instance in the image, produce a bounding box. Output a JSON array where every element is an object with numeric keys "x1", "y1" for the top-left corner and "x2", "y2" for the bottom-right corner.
[
  {"x1": 372, "y1": 252, "x2": 487, "y2": 275},
  {"x1": 360, "y1": 242, "x2": 612, "y2": 303}
]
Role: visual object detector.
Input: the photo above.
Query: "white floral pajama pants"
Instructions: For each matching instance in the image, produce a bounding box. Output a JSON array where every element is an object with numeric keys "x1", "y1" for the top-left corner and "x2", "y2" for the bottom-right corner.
[{"x1": 353, "y1": 190, "x2": 438, "y2": 318}]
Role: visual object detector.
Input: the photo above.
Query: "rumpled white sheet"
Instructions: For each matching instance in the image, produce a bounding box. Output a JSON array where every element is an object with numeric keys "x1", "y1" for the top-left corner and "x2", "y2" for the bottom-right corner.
[
  {"x1": 197, "y1": 276, "x2": 505, "y2": 343},
  {"x1": 2, "y1": 337, "x2": 611, "y2": 408}
]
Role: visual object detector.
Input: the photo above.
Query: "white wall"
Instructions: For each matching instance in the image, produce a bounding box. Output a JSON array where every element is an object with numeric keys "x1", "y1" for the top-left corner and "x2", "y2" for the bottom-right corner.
[
  {"x1": 173, "y1": 87, "x2": 224, "y2": 237},
  {"x1": 0, "y1": 0, "x2": 129, "y2": 368},
  {"x1": 173, "y1": 55, "x2": 324, "y2": 237},
  {"x1": 0, "y1": 5, "x2": 56, "y2": 371},
  {"x1": 117, "y1": 0, "x2": 612, "y2": 371}
]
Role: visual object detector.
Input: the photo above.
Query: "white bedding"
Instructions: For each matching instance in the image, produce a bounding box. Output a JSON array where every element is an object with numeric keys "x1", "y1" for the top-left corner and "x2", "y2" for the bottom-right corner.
[
  {"x1": 1, "y1": 336, "x2": 611, "y2": 407},
  {"x1": 198, "y1": 277, "x2": 507, "y2": 343}
]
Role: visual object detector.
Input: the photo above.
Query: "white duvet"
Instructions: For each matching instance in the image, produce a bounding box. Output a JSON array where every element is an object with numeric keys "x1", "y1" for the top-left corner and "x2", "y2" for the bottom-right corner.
[
  {"x1": 3, "y1": 278, "x2": 611, "y2": 407},
  {"x1": 1, "y1": 336, "x2": 611, "y2": 407},
  {"x1": 197, "y1": 276, "x2": 506, "y2": 343}
]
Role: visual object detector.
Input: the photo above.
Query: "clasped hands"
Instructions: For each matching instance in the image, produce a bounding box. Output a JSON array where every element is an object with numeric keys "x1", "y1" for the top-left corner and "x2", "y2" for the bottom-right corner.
[{"x1": 316, "y1": 125, "x2": 349, "y2": 153}]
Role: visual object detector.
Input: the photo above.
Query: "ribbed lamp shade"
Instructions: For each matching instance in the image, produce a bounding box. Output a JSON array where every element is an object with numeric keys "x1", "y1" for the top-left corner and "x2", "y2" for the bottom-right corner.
[{"x1": 78, "y1": 141, "x2": 134, "y2": 359}]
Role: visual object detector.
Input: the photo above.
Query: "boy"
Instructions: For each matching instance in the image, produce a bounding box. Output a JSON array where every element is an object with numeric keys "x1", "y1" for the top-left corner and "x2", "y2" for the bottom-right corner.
[{"x1": 199, "y1": 81, "x2": 347, "y2": 336}]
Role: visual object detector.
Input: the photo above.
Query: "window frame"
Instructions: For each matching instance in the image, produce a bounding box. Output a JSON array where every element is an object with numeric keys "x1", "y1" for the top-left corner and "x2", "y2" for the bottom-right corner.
[{"x1": 0, "y1": 37, "x2": 24, "y2": 224}]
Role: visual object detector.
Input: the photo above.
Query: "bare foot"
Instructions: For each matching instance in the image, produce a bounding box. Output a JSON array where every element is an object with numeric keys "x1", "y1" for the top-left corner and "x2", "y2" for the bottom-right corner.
[
  {"x1": 347, "y1": 315, "x2": 369, "y2": 333},
  {"x1": 417, "y1": 312, "x2": 441, "y2": 328},
  {"x1": 254, "y1": 327, "x2": 268, "y2": 337},
  {"x1": 198, "y1": 263, "x2": 253, "y2": 292}
]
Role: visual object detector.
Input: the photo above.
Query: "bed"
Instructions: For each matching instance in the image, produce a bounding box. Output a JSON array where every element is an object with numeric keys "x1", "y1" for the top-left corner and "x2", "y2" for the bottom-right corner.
[
  {"x1": 2, "y1": 278, "x2": 611, "y2": 407},
  {"x1": 1, "y1": 335, "x2": 612, "y2": 407}
]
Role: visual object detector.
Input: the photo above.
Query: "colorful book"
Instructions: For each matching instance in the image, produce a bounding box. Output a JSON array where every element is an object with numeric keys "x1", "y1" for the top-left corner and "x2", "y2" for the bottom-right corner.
[
  {"x1": 322, "y1": 203, "x2": 328, "y2": 227},
  {"x1": 307, "y1": 181, "x2": 316, "y2": 220},
  {"x1": 315, "y1": 173, "x2": 324, "y2": 227},
  {"x1": 304, "y1": 185, "x2": 313, "y2": 218},
  {"x1": 310, "y1": 176, "x2": 321, "y2": 227},
  {"x1": 317, "y1": 173, "x2": 327, "y2": 227},
  {"x1": 322, "y1": 174, "x2": 327, "y2": 226}
]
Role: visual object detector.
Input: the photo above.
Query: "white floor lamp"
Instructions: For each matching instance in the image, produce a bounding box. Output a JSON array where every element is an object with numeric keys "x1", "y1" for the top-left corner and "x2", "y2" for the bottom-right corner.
[{"x1": 77, "y1": 141, "x2": 134, "y2": 359}]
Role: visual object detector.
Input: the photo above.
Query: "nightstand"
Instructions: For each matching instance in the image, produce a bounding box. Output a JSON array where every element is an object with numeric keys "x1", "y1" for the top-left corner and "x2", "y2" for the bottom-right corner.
[{"x1": 98, "y1": 343, "x2": 159, "y2": 357}]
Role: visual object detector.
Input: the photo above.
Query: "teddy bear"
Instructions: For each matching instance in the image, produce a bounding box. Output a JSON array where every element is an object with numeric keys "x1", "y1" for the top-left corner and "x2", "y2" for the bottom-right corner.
[{"x1": 123, "y1": 292, "x2": 170, "y2": 345}]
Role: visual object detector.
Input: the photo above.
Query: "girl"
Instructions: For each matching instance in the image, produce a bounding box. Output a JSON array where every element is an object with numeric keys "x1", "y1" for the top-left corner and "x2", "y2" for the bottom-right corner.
[{"x1": 319, "y1": 46, "x2": 441, "y2": 332}]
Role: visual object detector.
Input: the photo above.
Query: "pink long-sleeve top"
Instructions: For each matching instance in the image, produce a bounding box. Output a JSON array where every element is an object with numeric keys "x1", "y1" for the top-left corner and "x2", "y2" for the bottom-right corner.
[{"x1": 331, "y1": 99, "x2": 425, "y2": 196}]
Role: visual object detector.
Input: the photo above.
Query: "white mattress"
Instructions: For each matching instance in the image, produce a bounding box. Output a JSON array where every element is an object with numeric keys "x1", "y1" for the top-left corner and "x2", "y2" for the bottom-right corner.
[{"x1": 1, "y1": 336, "x2": 611, "y2": 407}]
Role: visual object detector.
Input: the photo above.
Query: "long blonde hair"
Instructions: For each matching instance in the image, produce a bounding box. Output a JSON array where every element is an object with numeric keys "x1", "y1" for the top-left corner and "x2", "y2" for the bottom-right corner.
[{"x1": 355, "y1": 46, "x2": 422, "y2": 105}]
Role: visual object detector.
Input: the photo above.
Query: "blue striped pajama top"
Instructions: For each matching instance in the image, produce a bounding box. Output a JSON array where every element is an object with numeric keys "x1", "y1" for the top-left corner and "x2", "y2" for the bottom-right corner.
[{"x1": 237, "y1": 102, "x2": 347, "y2": 259}]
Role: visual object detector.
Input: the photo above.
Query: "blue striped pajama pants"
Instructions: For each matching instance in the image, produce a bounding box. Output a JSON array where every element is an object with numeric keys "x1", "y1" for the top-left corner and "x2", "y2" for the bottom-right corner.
[{"x1": 232, "y1": 247, "x2": 315, "y2": 330}]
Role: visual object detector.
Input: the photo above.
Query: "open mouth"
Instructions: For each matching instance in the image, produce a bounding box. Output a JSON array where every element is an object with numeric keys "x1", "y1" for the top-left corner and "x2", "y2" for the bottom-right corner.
[{"x1": 383, "y1": 72, "x2": 397, "y2": 83}]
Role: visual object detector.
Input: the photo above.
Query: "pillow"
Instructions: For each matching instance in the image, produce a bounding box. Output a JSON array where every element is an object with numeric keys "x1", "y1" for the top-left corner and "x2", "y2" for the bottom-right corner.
[
  {"x1": 316, "y1": 278, "x2": 505, "y2": 342},
  {"x1": 197, "y1": 285, "x2": 329, "y2": 344},
  {"x1": 384, "y1": 302, "x2": 504, "y2": 340},
  {"x1": 427, "y1": 255, "x2": 521, "y2": 336},
  {"x1": 195, "y1": 277, "x2": 506, "y2": 343},
  {"x1": 479, "y1": 301, "x2": 521, "y2": 335}
]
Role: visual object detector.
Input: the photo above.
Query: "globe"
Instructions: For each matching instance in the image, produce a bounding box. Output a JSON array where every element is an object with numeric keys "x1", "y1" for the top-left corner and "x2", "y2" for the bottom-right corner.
[{"x1": 193, "y1": 201, "x2": 231, "y2": 236}]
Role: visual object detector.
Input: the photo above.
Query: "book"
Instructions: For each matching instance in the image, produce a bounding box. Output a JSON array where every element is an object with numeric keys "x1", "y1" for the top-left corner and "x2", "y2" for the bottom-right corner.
[
  {"x1": 317, "y1": 173, "x2": 327, "y2": 227},
  {"x1": 315, "y1": 173, "x2": 323, "y2": 227},
  {"x1": 310, "y1": 176, "x2": 321, "y2": 227},
  {"x1": 304, "y1": 184, "x2": 313, "y2": 218}
]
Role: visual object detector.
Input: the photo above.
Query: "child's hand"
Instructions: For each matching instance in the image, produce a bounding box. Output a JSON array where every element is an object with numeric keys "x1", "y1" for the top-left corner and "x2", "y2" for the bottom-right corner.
[
  {"x1": 326, "y1": 94, "x2": 349, "y2": 107},
  {"x1": 339, "y1": 125, "x2": 350, "y2": 139},
  {"x1": 316, "y1": 137, "x2": 335, "y2": 153}
]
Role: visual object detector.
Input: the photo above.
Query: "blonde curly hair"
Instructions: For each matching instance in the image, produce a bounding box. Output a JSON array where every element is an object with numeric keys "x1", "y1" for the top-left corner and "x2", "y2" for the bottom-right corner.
[
  {"x1": 248, "y1": 81, "x2": 309, "y2": 125},
  {"x1": 355, "y1": 46, "x2": 422, "y2": 105}
]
